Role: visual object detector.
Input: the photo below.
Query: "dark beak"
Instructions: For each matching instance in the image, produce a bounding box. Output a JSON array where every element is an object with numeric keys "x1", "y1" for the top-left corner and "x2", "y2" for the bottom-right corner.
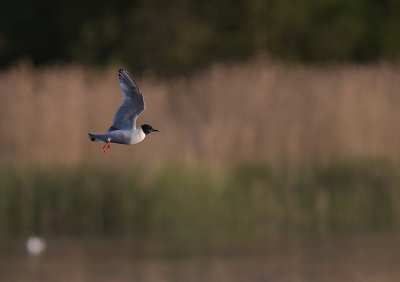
[{"x1": 153, "y1": 129, "x2": 160, "y2": 132}]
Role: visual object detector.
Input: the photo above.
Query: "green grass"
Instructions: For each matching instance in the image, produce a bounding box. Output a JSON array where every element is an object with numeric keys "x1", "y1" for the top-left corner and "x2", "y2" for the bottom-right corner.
[{"x1": 1, "y1": 160, "x2": 400, "y2": 241}]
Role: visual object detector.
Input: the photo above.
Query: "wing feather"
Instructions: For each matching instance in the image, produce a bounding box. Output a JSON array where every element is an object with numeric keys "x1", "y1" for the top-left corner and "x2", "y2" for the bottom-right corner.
[{"x1": 108, "y1": 69, "x2": 145, "y2": 131}]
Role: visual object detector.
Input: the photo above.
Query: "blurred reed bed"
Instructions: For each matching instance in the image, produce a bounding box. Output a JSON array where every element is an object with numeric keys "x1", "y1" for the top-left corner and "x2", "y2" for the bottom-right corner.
[
  {"x1": 0, "y1": 160, "x2": 399, "y2": 239},
  {"x1": 1, "y1": 61, "x2": 400, "y2": 238},
  {"x1": 1, "y1": 61, "x2": 400, "y2": 165}
]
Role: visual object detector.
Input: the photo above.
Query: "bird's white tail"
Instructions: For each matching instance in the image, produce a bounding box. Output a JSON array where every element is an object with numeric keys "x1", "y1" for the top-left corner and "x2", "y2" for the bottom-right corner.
[{"x1": 88, "y1": 133, "x2": 102, "y2": 142}]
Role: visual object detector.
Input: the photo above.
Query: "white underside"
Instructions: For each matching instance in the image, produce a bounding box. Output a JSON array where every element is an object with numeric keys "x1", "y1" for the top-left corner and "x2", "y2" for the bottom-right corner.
[
  {"x1": 130, "y1": 127, "x2": 146, "y2": 144},
  {"x1": 89, "y1": 127, "x2": 146, "y2": 145}
]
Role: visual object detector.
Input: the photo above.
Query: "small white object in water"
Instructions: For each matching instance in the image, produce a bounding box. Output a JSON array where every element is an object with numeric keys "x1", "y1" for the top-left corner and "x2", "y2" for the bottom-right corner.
[{"x1": 26, "y1": 236, "x2": 46, "y2": 256}]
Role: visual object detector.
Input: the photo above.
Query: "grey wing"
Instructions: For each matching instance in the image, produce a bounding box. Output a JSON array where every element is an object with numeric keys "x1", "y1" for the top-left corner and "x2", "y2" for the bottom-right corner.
[{"x1": 108, "y1": 69, "x2": 145, "y2": 131}]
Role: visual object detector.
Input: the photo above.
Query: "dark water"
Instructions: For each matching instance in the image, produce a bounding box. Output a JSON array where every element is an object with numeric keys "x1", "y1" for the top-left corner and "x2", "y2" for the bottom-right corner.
[{"x1": 1, "y1": 235, "x2": 400, "y2": 282}]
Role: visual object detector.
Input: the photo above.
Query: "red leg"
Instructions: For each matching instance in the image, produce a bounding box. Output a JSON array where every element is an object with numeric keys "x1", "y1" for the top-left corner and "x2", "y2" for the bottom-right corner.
[
  {"x1": 103, "y1": 140, "x2": 110, "y2": 149},
  {"x1": 103, "y1": 139, "x2": 111, "y2": 153}
]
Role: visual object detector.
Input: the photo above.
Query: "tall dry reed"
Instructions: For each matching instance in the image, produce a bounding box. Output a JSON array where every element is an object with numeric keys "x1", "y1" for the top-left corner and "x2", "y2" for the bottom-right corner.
[{"x1": 1, "y1": 61, "x2": 399, "y2": 166}]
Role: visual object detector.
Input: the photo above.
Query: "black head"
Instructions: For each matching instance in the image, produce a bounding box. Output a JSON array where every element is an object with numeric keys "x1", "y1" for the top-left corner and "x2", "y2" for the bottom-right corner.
[{"x1": 141, "y1": 124, "x2": 159, "y2": 135}]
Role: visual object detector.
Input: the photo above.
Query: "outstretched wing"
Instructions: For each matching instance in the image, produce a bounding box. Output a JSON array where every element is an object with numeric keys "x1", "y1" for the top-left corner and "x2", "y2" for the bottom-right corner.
[{"x1": 108, "y1": 69, "x2": 145, "y2": 131}]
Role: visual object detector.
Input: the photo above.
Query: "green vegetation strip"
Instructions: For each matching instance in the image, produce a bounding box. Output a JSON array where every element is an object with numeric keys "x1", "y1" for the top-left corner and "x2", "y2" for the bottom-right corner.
[{"x1": 0, "y1": 160, "x2": 399, "y2": 239}]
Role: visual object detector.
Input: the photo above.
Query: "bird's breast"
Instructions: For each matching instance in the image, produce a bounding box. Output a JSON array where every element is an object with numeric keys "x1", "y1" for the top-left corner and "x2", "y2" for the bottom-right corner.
[{"x1": 130, "y1": 128, "x2": 146, "y2": 144}]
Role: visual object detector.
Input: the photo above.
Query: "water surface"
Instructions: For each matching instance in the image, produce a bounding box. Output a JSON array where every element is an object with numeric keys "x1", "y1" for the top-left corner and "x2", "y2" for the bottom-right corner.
[{"x1": 1, "y1": 235, "x2": 400, "y2": 282}]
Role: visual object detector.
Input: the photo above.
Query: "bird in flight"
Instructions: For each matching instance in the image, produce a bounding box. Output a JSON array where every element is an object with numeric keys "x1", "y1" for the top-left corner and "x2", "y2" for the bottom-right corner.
[{"x1": 89, "y1": 69, "x2": 159, "y2": 153}]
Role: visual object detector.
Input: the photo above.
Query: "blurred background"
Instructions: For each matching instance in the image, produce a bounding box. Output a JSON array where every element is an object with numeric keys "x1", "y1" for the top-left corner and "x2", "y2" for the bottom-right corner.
[{"x1": 1, "y1": 0, "x2": 400, "y2": 281}]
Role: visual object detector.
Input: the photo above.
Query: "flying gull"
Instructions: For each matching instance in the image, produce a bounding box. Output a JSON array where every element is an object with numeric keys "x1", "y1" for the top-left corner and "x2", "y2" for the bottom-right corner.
[{"x1": 89, "y1": 69, "x2": 158, "y2": 152}]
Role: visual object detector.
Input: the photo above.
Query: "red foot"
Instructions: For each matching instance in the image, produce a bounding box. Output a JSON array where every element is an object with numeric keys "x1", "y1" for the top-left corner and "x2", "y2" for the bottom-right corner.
[{"x1": 103, "y1": 140, "x2": 111, "y2": 153}]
